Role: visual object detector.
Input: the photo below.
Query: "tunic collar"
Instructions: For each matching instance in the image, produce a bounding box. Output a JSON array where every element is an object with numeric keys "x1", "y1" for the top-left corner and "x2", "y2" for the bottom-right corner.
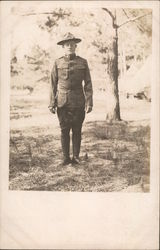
[{"x1": 64, "y1": 53, "x2": 76, "y2": 60}]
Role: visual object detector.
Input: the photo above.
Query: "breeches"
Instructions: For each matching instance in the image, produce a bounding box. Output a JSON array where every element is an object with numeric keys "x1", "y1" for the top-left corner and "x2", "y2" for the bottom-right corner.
[{"x1": 57, "y1": 107, "x2": 85, "y2": 158}]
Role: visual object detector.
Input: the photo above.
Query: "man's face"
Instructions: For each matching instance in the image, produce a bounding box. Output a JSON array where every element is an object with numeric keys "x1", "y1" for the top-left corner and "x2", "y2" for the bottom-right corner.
[{"x1": 63, "y1": 40, "x2": 77, "y2": 55}]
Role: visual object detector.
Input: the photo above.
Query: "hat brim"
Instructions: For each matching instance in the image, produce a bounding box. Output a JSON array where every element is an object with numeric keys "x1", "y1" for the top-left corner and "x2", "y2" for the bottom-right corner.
[{"x1": 57, "y1": 38, "x2": 81, "y2": 45}]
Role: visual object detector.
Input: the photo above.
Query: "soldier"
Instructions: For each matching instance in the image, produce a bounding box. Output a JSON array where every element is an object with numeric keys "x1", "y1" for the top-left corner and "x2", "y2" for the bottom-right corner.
[{"x1": 49, "y1": 33, "x2": 93, "y2": 165}]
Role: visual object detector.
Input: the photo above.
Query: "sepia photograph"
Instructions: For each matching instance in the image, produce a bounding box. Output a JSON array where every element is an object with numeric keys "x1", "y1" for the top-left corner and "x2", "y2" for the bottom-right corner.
[
  {"x1": 9, "y1": 2, "x2": 152, "y2": 192},
  {"x1": 0, "y1": 1, "x2": 159, "y2": 249}
]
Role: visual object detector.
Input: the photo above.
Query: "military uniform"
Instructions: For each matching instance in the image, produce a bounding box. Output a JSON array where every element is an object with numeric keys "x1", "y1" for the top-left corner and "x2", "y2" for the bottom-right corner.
[{"x1": 49, "y1": 33, "x2": 93, "y2": 164}]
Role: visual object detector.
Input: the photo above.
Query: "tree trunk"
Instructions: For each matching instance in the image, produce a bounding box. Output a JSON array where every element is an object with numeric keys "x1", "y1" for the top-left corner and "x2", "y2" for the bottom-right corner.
[
  {"x1": 122, "y1": 42, "x2": 126, "y2": 76},
  {"x1": 106, "y1": 29, "x2": 121, "y2": 122}
]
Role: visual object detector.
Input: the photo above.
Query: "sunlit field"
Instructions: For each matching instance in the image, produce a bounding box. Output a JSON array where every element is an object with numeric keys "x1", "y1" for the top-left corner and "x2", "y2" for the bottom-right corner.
[{"x1": 9, "y1": 88, "x2": 150, "y2": 192}]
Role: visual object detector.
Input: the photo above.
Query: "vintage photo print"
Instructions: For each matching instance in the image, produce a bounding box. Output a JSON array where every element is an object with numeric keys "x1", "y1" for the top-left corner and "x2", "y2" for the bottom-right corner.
[
  {"x1": 0, "y1": 1, "x2": 159, "y2": 249},
  {"x1": 8, "y1": 2, "x2": 153, "y2": 192}
]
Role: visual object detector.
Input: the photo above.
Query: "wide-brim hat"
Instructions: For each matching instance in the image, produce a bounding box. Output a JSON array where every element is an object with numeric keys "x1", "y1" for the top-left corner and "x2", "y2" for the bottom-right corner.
[{"x1": 57, "y1": 32, "x2": 81, "y2": 45}]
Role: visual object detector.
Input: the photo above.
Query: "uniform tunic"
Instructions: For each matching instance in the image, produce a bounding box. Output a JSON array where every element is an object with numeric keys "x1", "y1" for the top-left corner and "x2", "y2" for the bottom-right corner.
[{"x1": 49, "y1": 53, "x2": 93, "y2": 109}]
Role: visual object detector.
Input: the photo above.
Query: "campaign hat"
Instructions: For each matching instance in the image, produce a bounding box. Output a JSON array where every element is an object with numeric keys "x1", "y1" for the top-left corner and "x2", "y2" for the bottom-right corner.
[{"x1": 57, "y1": 32, "x2": 81, "y2": 45}]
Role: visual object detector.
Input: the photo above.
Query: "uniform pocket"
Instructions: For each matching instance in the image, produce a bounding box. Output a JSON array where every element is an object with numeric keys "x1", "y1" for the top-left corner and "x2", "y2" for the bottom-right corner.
[
  {"x1": 57, "y1": 92, "x2": 67, "y2": 107},
  {"x1": 75, "y1": 65, "x2": 85, "y2": 80},
  {"x1": 76, "y1": 65, "x2": 85, "y2": 70},
  {"x1": 68, "y1": 91, "x2": 85, "y2": 107},
  {"x1": 57, "y1": 67, "x2": 69, "y2": 80}
]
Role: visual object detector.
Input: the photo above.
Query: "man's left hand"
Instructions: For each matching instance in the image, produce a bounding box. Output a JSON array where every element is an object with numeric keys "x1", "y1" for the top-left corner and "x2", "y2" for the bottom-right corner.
[{"x1": 86, "y1": 106, "x2": 92, "y2": 113}]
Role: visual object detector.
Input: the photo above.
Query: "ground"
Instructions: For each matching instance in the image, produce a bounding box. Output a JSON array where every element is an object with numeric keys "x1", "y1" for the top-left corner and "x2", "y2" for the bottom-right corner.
[{"x1": 9, "y1": 89, "x2": 150, "y2": 192}]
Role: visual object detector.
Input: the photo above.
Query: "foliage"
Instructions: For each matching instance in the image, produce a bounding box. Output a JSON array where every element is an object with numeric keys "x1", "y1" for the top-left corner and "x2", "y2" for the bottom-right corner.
[
  {"x1": 10, "y1": 6, "x2": 152, "y2": 93},
  {"x1": 37, "y1": 8, "x2": 72, "y2": 31}
]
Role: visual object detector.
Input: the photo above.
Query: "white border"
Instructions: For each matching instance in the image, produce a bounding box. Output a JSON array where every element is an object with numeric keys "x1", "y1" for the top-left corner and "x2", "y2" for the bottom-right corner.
[{"x1": 0, "y1": 1, "x2": 159, "y2": 249}]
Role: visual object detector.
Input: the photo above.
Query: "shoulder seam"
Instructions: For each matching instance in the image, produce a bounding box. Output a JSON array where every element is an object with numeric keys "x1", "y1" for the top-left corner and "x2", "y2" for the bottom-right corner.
[{"x1": 77, "y1": 56, "x2": 87, "y2": 61}]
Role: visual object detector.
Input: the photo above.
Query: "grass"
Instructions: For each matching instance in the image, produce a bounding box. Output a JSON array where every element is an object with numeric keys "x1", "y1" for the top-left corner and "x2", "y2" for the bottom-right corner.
[
  {"x1": 9, "y1": 88, "x2": 150, "y2": 192},
  {"x1": 9, "y1": 119, "x2": 150, "y2": 192}
]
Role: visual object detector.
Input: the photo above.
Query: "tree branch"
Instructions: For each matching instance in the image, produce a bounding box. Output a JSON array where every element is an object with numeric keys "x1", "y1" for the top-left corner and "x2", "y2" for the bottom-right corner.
[
  {"x1": 102, "y1": 8, "x2": 115, "y2": 20},
  {"x1": 122, "y1": 9, "x2": 129, "y2": 19},
  {"x1": 21, "y1": 12, "x2": 56, "y2": 16},
  {"x1": 122, "y1": 9, "x2": 146, "y2": 32},
  {"x1": 102, "y1": 8, "x2": 119, "y2": 29},
  {"x1": 119, "y1": 12, "x2": 152, "y2": 28}
]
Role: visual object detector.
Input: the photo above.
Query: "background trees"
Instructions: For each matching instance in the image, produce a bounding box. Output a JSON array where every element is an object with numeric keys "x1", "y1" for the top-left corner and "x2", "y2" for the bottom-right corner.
[{"x1": 10, "y1": 4, "x2": 152, "y2": 118}]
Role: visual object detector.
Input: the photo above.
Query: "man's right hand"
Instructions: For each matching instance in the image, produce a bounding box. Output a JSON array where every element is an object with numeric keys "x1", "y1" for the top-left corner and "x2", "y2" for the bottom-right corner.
[{"x1": 49, "y1": 107, "x2": 56, "y2": 114}]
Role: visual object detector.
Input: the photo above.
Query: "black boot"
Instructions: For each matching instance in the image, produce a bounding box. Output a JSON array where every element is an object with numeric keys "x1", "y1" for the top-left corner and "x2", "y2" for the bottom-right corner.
[
  {"x1": 61, "y1": 128, "x2": 71, "y2": 165},
  {"x1": 62, "y1": 157, "x2": 72, "y2": 165},
  {"x1": 72, "y1": 157, "x2": 80, "y2": 164},
  {"x1": 72, "y1": 127, "x2": 82, "y2": 164}
]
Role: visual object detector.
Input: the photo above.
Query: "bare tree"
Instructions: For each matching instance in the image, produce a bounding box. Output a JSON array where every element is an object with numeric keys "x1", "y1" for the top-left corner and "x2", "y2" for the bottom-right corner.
[
  {"x1": 103, "y1": 9, "x2": 121, "y2": 121},
  {"x1": 103, "y1": 8, "x2": 152, "y2": 122}
]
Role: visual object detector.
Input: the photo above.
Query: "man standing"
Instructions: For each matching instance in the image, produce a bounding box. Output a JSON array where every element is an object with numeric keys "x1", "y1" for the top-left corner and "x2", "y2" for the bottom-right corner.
[{"x1": 49, "y1": 33, "x2": 93, "y2": 165}]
